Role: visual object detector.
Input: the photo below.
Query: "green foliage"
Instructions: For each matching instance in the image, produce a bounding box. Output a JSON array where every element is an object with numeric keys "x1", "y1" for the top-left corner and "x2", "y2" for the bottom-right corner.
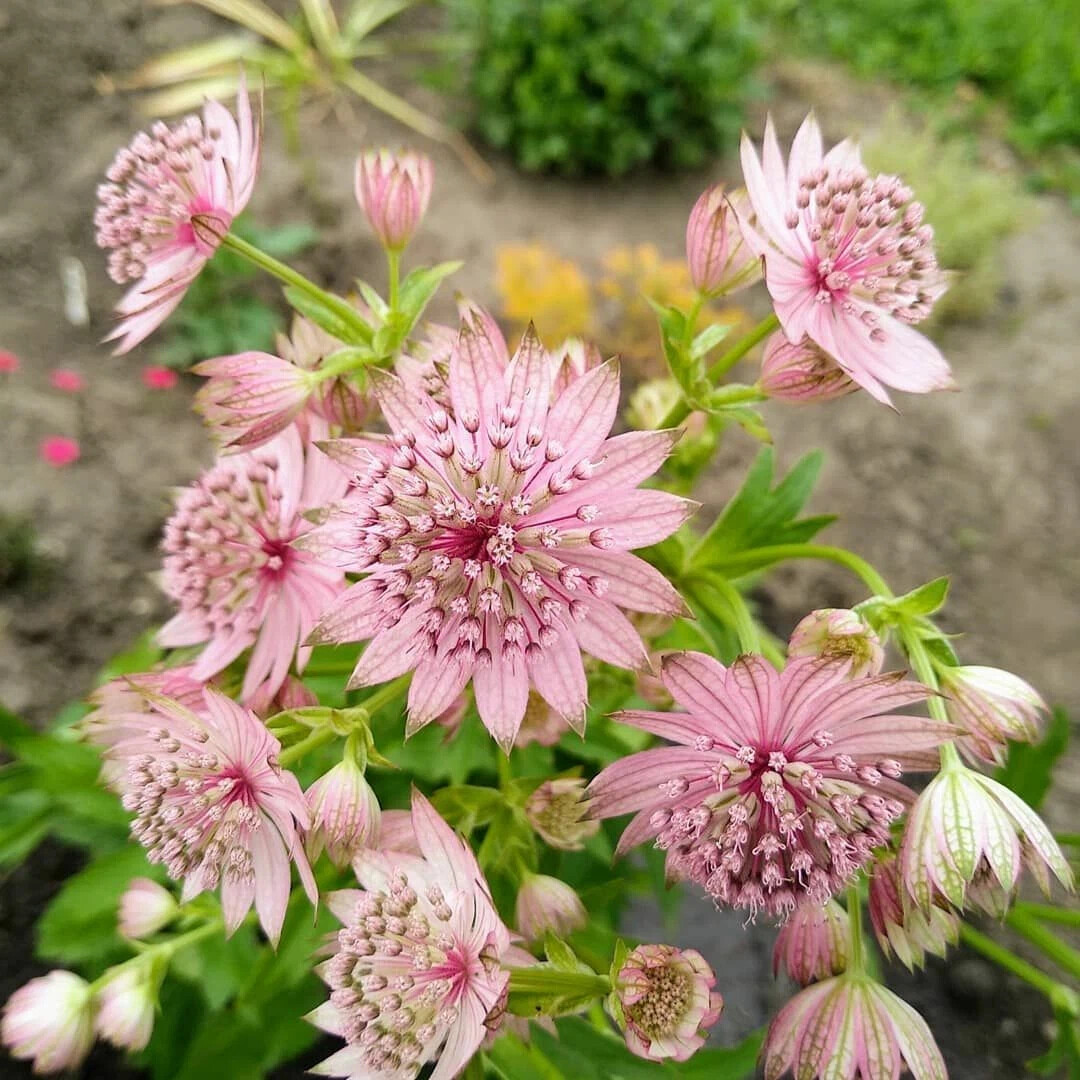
[
  {"x1": 0, "y1": 513, "x2": 52, "y2": 592},
  {"x1": 996, "y1": 707, "x2": 1070, "y2": 811},
  {"x1": 456, "y1": 0, "x2": 759, "y2": 176}
]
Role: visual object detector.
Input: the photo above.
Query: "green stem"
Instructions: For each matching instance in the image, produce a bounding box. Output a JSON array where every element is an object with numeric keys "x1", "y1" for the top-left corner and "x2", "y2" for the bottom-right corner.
[
  {"x1": 661, "y1": 312, "x2": 780, "y2": 428},
  {"x1": 387, "y1": 249, "x2": 401, "y2": 312},
  {"x1": 1013, "y1": 902, "x2": 1080, "y2": 928},
  {"x1": 690, "y1": 573, "x2": 761, "y2": 654},
  {"x1": 900, "y1": 629, "x2": 954, "y2": 733},
  {"x1": 960, "y1": 923, "x2": 1079, "y2": 1012},
  {"x1": 361, "y1": 675, "x2": 411, "y2": 716},
  {"x1": 279, "y1": 724, "x2": 337, "y2": 767},
  {"x1": 506, "y1": 968, "x2": 610, "y2": 997},
  {"x1": 219, "y1": 232, "x2": 372, "y2": 344},
  {"x1": 847, "y1": 885, "x2": 866, "y2": 973},
  {"x1": 1006, "y1": 909, "x2": 1080, "y2": 981}
]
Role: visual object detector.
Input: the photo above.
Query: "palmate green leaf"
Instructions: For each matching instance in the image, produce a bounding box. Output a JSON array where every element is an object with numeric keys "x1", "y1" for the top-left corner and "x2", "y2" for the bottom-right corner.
[{"x1": 996, "y1": 707, "x2": 1070, "y2": 811}]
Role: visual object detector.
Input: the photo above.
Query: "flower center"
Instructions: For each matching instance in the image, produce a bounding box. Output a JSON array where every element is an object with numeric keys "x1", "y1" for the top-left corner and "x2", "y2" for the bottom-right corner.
[{"x1": 626, "y1": 965, "x2": 692, "y2": 1038}]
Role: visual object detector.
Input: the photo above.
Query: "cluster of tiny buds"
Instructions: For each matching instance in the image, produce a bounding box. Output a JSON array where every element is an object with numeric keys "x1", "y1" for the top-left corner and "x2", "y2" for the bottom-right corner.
[
  {"x1": 95, "y1": 115, "x2": 225, "y2": 283},
  {"x1": 788, "y1": 164, "x2": 941, "y2": 326}
]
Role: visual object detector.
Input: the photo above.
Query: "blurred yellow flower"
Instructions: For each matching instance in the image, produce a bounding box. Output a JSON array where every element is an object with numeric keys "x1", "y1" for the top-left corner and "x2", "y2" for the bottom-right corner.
[{"x1": 495, "y1": 245, "x2": 592, "y2": 344}]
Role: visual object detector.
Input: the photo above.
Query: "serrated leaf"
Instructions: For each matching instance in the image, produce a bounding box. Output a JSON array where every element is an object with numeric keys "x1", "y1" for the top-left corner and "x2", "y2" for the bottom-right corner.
[
  {"x1": 283, "y1": 287, "x2": 372, "y2": 345},
  {"x1": 395, "y1": 261, "x2": 463, "y2": 339},
  {"x1": 887, "y1": 577, "x2": 951, "y2": 619},
  {"x1": 690, "y1": 321, "x2": 732, "y2": 360}
]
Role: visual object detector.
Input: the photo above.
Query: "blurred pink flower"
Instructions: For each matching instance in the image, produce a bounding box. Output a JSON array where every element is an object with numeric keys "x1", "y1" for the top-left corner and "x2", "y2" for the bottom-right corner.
[
  {"x1": 2, "y1": 970, "x2": 95, "y2": 1074},
  {"x1": 158, "y1": 424, "x2": 348, "y2": 703},
  {"x1": 306, "y1": 320, "x2": 693, "y2": 750},
  {"x1": 686, "y1": 184, "x2": 758, "y2": 296},
  {"x1": 758, "y1": 332, "x2": 857, "y2": 403},
  {"x1": 39, "y1": 435, "x2": 80, "y2": 467},
  {"x1": 102, "y1": 684, "x2": 316, "y2": 943},
  {"x1": 96, "y1": 81, "x2": 259, "y2": 353},
  {"x1": 49, "y1": 368, "x2": 86, "y2": 393},
  {"x1": 787, "y1": 607, "x2": 883, "y2": 678},
  {"x1": 0, "y1": 349, "x2": 19, "y2": 373},
  {"x1": 142, "y1": 365, "x2": 179, "y2": 390},
  {"x1": 588, "y1": 652, "x2": 950, "y2": 918},
  {"x1": 118, "y1": 878, "x2": 178, "y2": 939},
  {"x1": 763, "y1": 974, "x2": 945, "y2": 1080},
  {"x1": 305, "y1": 758, "x2": 382, "y2": 868},
  {"x1": 354, "y1": 149, "x2": 434, "y2": 251},
  {"x1": 95, "y1": 964, "x2": 156, "y2": 1052},
  {"x1": 615, "y1": 944, "x2": 723, "y2": 1062},
  {"x1": 310, "y1": 791, "x2": 512, "y2": 1079},
  {"x1": 739, "y1": 114, "x2": 953, "y2": 404},
  {"x1": 514, "y1": 874, "x2": 587, "y2": 943},
  {"x1": 772, "y1": 899, "x2": 850, "y2": 985}
]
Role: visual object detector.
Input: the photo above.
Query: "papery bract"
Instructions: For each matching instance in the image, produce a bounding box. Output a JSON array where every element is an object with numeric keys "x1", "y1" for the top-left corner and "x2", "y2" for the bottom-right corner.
[
  {"x1": 759, "y1": 332, "x2": 857, "y2": 403},
  {"x1": 96, "y1": 81, "x2": 259, "y2": 352},
  {"x1": 686, "y1": 184, "x2": 758, "y2": 296},
  {"x1": 1, "y1": 971, "x2": 95, "y2": 1075},
  {"x1": 354, "y1": 149, "x2": 433, "y2": 251},
  {"x1": 514, "y1": 874, "x2": 587, "y2": 943},
  {"x1": 589, "y1": 652, "x2": 951, "y2": 917},
  {"x1": 772, "y1": 899, "x2": 851, "y2": 985},
  {"x1": 738, "y1": 114, "x2": 952, "y2": 404},
  {"x1": 787, "y1": 608, "x2": 884, "y2": 678}
]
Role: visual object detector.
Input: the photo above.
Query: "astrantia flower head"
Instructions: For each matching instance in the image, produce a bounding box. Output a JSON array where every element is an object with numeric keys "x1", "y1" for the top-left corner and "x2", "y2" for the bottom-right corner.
[
  {"x1": 739, "y1": 114, "x2": 953, "y2": 404},
  {"x1": 95, "y1": 962, "x2": 157, "y2": 1052},
  {"x1": 939, "y1": 664, "x2": 1048, "y2": 766},
  {"x1": 514, "y1": 874, "x2": 588, "y2": 943},
  {"x1": 526, "y1": 777, "x2": 598, "y2": 851},
  {"x1": 306, "y1": 319, "x2": 694, "y2": 750},
  {"x1": 1, "y1": 970, "x2": 95, "y2": 1074},
  {"x1": 100, "y1": 684, "x2": 316, "y2": 943},
  {"x1": 900, "y1": 764, "x2": 1072, "y2": 917},
  {"x1": 763, "y1": 973, "x2": 945, "y2": 1080},
  {"x1": 787, "y1": 608, "x2": 884, "y2": 679},
  {"x1": 355, "y1": 149, "x2": 433, "y2": 251},
  {"x1": 118, "y1": 877, "x2": 178, "y2": 939},
  {"x1": 306, "y1": 757, "x2": 382, "y2": 868},
  {"x1": 309, "y1": 790, "x2": 512, "y2": 1079},
  {"x1": 158, "y1": 424, "x2": 348, "y2": 703},
  {"x1": 588, "y1": 652, "x2": 951, "y2": 918},
  {"x1": 868, "y1": 850, "x2": 958, "y2": 971},
  {"x1": 96, "y1": 81, "x2": 258, "y2": 353},
  {"x1": 614, "y1": 944, "x2": 723, "y2": 1063},
  {"x1": 772, "y1": 899, "x2": 851, "y2": 986},
  {"x1": 759, "y1": 332, "x2": 857, "y2": 404}
]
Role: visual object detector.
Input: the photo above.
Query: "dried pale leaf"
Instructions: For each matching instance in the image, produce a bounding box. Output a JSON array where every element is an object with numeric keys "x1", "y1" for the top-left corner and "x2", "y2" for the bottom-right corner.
[
  {"x1": 138, "y1": 74, "x2": 246, "y2": 117},
  {"x1": 157, "y1": 0, "x2": 306, "y2": 54},
  {"x1": 119, "y1": 34, "x2": 255, "y2": 89},
  {"x1": 298, "y1": 0, "x2": 341, "y2": 57},
  {"x1": 343, "y1": 0, "x2": 415, "y2": 44}
]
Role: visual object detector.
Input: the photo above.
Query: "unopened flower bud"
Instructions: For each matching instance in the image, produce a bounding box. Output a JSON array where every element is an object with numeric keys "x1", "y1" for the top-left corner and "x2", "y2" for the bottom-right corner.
[
  {"x1": 772, "y1": 899, "x2": 850, "y2": 985},
  {"x1": 759, "y1": 333, "x2": 857, "y2": 403},
  {"x1": 118, "y1": 877, "x2": 178, "y2": 939},
  {"x1": 514, "y1": 874, "x2": 587, "y2": 942},
  {"x1": 868, "y1": 851, "x2": 958, "y2": 970},
  {"x1": 787, "y1": 608, "x2": 884, "y2": 678},
  {"x1": 2, "y1": 970, "x2": 95, "y2": 1073},
  {"x1": 525, "y1": 778, "x2": 599, "y2": 851},
  {"x1": 615, "y1": 944, "x2": 723, "y2": 1062},
  {"x1": 686, "y1": 185, "x2": 758, "y2": 296},
  {"x1": 354, "y1": 149, "x2": 433, "y2": 251},
  {"x1": 95, "y1": 962, "x2": 158, "y2": 1052},
  {"x1": 306, "y1": 758, "x2": 381, "y2": 867},
  {"x1": 549, "y1": 337, "x2": 604, "y2": 396}
]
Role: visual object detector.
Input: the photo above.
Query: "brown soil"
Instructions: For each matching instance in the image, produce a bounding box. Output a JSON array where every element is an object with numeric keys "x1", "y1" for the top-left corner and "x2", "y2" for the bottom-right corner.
[{"x1": 1, "y1": 2, "x2": 1077, "y2": 1077}]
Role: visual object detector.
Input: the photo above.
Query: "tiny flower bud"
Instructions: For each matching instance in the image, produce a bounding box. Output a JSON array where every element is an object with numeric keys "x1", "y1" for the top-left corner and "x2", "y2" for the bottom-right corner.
[
  {"x1": 686, "y1": 185, "x2": 759, "y2": 296},
  {"x1": 787, "y1": 608, "x2": 884, "y2": 678},
  {"x1": 354, "y1": 149, "x2": 434, "y2": 251},
  {"x1": 118, "y1": 877, "x2": 178, "y2": 939},
  {"x1": 95, "y1": 962, "x2": 158, "y2": 1052},
  {"x1": 759, "y1": 333, "x2": 857, "y2": 404},
  {"x1": 2, "y1": 970, "x2": 95, "y2": 1073},
  {"x1": 514, "y1": 874, "x2": 587, "y2": 943},
  {"x1": 772, "y1": 899, "x2": 851, "y2": 985},
  {"x1": 306, "y1": 758, "x2": 382, "y2": 867},
  {"x1": 525, "y1": 777, "x2": 599, "y2": 851}
]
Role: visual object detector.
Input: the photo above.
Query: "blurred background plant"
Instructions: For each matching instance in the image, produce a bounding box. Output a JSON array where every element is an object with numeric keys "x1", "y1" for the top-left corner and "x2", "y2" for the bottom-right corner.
[
  {"x1": 451, "y1": 0, "x2": 760, "y2": 175},
  {"x1": 0, "y1": 515, "x2": 54, "y2": 595}
]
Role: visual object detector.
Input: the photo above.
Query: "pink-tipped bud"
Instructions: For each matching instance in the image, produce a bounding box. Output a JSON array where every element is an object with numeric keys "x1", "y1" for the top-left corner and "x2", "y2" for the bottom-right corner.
[
  {"x1": 759, "y1": 333, "x2": 857, "y2": 403},
  {"x1": 686, "y1": 185, "x2": 758, "y2": 296},
  {"x1": 525, "y1": 777, "x2": 599, "y2": 851},
  {"x1": 787, "y1": 608, "x2": 884, "y2": 678},
  {"x1": 772, "y1": 899, "x2": 851, "y2": 985},
  {"x1": 118, "y1": 878, "x2": 178, "y2": 939},
  {"x1": 354, "y1": 149, "x2": 434, "y2": 251},
  {"x1": 615, "y1": 944, "x2": 723, "y2": 1063},
  {"x1": 514, "y1": 874, "x2": 587, "y2": 943},
  {"x1": 2, "y1": 970, "x2": 95, "y2": 1073},
  {"x1": 95, "y1": 962, "x2": 157, "y2": 1052},
  {"x1": 305, "y1": 758, "x2": 381, "y2": 868}
]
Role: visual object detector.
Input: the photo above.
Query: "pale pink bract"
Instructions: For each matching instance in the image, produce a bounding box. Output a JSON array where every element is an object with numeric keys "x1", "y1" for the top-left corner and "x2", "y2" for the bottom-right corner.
[
  {"x1": 758, "y1": 332, "x2": 857, "y2": 404},
  {"x1": 588, "y1": 652, "x2": 951, "y2": 918},
  {"x1": 306, "y1": 318, "x2": 694, "y2": 750},
  {"x1": 738, "y1": 114, "x2": 953, "y2": 404},
  {"x1": 95, "y1": 81, "x2": 259, "y2": 353},
  {"x1": 771, "y1": 899, "x2": 850, "y2": 986}
]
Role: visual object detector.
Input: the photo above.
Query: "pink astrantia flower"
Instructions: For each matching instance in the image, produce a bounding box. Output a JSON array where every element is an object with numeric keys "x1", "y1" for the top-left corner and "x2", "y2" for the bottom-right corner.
[
  {"x1": 354, "y1": 149, "x2": 434, "y2": 251},
  {"x1": 900, "y1": 765, "x2": 1072, "y2": 918},
  {"x1": 939, "y1": 665, "x2": 1048, "y2": 766},
  {"x1": 758, "y1": 332, "x2": 857, "y2": 403},
  {"x1": 588, "y1": 652, "x2": 951, "y2": 918},
  {"x1": 514, "y1": 874, "x2": 587, "y2": 943},
  {"x1": 49, "y1": 368, "x2": 86, "y2": 393},
  {"x1": 306, "y1": 758, "x2": 382, "y2": 868},
  {"x1": 158, "y1": 423, "x2": 348, "y2": 703},
  {"x1": 100, "y1": 684, "x2": 316, "y2": 943},
  {"x1": 95, "y1": 81, "x2": 259, "y2": 353},
  {"x1": 1, "y1": 970, "x2": 95, "y2": 1075},
  {"x1": 309, "y1": 790, "x2": 512, "y2": 1079},
  {"x1": 738, "y1": 114, "x2": 953, "y2": 404},
  {"x1": 39, "y1": 435, "x2": 80, "y2": 467},
  {"x1": 614, "y1": 944, "x2": 723, "y2": 1063},
  {"x1": 685, "y1": 185, "x2": 759, "y2": 296},
  {"x1": 142, "y1": 364, "x2": 179, "y2": 390},
  {"x1": 787, "y1": 608, "x2": 884, "y2": 679},
  {"x1": 525, "y1": 777, "x2": 599, "y2": 851},
  {"x1": 0, "y1": 349, "x2": 19, "y2": 373},
  {"x1": 306, "y1": 320, "x2": 694, "y2": 750},
  {"x1": 772, "y1": 899, "x2": 850, "y2": 986},
  {"x1": 118, "y1": 877, "x2": 178, "y2": 939},
  {"x1": 868, "y1": 850, "x2": 958, "y2": 971},
  {"x1": 763, "y1": 974, "x2": 945, "y2": 1080}
]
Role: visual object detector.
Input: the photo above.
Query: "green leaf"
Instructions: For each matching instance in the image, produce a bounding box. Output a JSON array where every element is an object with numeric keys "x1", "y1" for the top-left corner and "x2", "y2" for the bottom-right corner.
[
  {"x1": 486, "y1": 1030, "x2": 566, "y2": 1079},
  {"x1": 689, "y1": 321, "x2": 732, "y2": 360},
  {"x1": 283, "y1": 286, "x2": 372, "y2": 345},
  {"x1": 996, "y1": 707, "x2": 1070, "y2": 811},
  {"x1": 865, "y1": 577, "x2": 950, "y2": 624},
  {"x1": 397, "y1": 260, "x2": 462, "y2": 331},
  {"x1": 649, "y1": 300, "x2": 697, "y2": 396}
]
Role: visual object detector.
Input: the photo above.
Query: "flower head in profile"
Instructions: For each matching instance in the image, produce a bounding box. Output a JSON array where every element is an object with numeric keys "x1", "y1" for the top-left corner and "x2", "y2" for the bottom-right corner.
[
  {"x1": 95, "y1": 962, "x2": 158, "y2": 1052},
  {"x1": 158, "y1": 424, "x2": 348, "y2": 703},
  {"x1": 759, "y1": 332, "x2": 857, "y2": 404},
  {"x1": 588, "y1": 652, "x2": 951, "y2": 918},
  {"x1": 309, "y1": 790, "x2": 512, "y2": 1079},
  {"x1": 939, "y1": 665, "x2": 1048, "y2": 766},
  {"x1": 763, "y1": 974, "x2": 945, "y2": 1080},
  {"x1": 306, "y1": 318, "x2": 694, "y2": 750},
  {"x1": 514, "y1": 874, "x2": 587, "y2": 943},
  {"x1": 772, "y1": 899, "x2": 850, "y2": 986},
  {"x1": 900, "y1": 765, "x2": 1072, "y2": 917},
  {"x1": 306, "y1": 757, "x2": 382, "y2": 868},
  {"x1": 787, "y1": 608, "x2": 883, "y2": 678},
  {"x1": 614, "y1": 944, "x2": 723, "y2": 1062},
  {"x1": 118, "y1": 877, "x2": 178, "y2": 939},
  {"x1": 739, "y1": 114, "x2": 952, "y2": 404},
  {"x1": 97, "y1": 683, "x2": 316, "y2": 943},
  {"x1": 355, "y1": 149, "x2": 433, "y2": 251},
  {"x1": 686, "y1": 184, "x2": 759, "y2": 296},
  {"x1": 95, "y1": 81, "x2": 259, "y2": 353},
  {"x1": 1, "y1": 970, "x2": 95, "y2": 1074},
  {"x1": 868, "y1": 850, "x2": 958, "y2": 970},
  {"x1": 526, "y1": 777, "x2": 598, "y2": 851}
]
